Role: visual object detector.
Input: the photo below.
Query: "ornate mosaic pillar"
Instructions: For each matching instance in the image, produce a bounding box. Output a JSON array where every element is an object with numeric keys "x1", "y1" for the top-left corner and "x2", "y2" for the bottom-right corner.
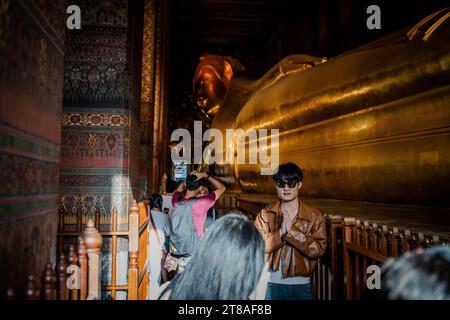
[
  {"x1": 0, "y1": 0, "x2": 65, "y2": 297},
  {"x1": 60, "y1": 0, "x2": 144, "y2": 300},
  {"x1": 140, "y1": 0, "x2": 156, "y2": 195},
  {"x1": 150, "y1": 0, "x2": 170, "y2": 193}
]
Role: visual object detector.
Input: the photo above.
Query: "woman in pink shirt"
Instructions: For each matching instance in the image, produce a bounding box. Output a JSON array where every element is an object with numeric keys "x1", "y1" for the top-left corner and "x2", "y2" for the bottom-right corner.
[
  {"x1": 165, "y1": 171, "x2": 226, "y2": 274},
  {"x1": 172, "y1": 171, "x2": 226, "y2": 239}
]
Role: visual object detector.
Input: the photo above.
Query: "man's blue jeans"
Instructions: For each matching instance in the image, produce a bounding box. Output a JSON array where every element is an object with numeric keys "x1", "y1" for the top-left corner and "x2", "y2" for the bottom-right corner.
[{"x1": 265, "y1": 282, "x2": 313, "y2": 300}]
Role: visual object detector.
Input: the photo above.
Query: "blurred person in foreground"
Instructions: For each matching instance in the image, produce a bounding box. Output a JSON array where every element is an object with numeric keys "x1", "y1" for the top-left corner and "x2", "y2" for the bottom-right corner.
[
  {"x1": 147, "y1": 193, "x2": 170, "y2": 300},
  {"x1": 159, "y1": 213, "x2": 269, "y2": 300},
  {"x1": 380, "y1": 245, "x2": 450, "y2": 300}
]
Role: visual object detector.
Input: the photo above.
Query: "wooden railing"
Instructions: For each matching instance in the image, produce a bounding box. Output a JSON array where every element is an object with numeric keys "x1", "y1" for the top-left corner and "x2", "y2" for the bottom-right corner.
[
  {"x1": 220, "y1": 194, "x2": 449, "y2": 300},
  {"x1": 214, "y1": 193, "x2": 238, "y2": 212},
  {"x1": 127, "y1": 200, "x2": 150, "y2": 300},
  {"x1": 6, "y1": 220, "x2": 102, "y2": 300},
  {"x1": 339, "y1": 217, "x2": 447, "y2": 299},
  {"x1": 310, "y1": 215, "x2": 449, "y2": 300},
  {"x1": 57, "y1": 199, "x2": 151, "y2": 300}
]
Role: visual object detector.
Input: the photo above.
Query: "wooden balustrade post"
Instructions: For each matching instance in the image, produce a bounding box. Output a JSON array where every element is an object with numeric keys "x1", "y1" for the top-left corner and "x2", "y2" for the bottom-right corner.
[
  {"x1": 67, "y1": 245, "x2": 79, "y2": 300},
  {"x1": 403, "y1": 230, "x2": 413, "y2": 253},
  {"x1": 111, "y1": 207, "x2": 118, "y2": 300},
  {"x1": 77, "y1": 236, "x2": 88, "y2": 300},
  {"x1": 354, "y1": 220, "x2": 362, "y2": 246},
  {"x1": 6, "y1": 287, "x2": 15, "y2": 300},
  {"x1": 363, "y1": 221, "x2": 370, "y2": 249},
  {"x1": 361, "y1": 221, "x2": 370, "y2": 287},
  {"x1": 391, "y1": 227, "x2": 400, "y2": 257},
  {"x1": 431, "y1": 235, "x2": 441, "y2": 246},
  {"x1": 354, "y1": 220, "x2": 362, "y2": 299},
  {"x1": 128, "y1": 200, "x2": 139, "y2": 300},
  {"x1": 42, "y1": 263, "x2": 56, "y2": 300},
  {"x1": 83, "y1": 219, "x2": 103, "y2": 300},
  {"x1": 58, "y1": 207, "x2": 65, "y2": 254},
  {"x1": 25, "y1": 275, "x2": 39, "y2": 300},
  {"x1": 95, "y1": 208, "x2": 101, "y2": 230},
  {"x1": 343, "y1": 217, "x2": 356, "y2": 300},
  {"x1": 380, "y1": 225, "x2": 389, "y2": 256},
  {"x1": 418, "y1": 233, "x2": 427, "y2": 249},
  {"x1": 56, "y1": 253, "x2": 68, "y2": 300},
  {"x1": 371, "y1": 223, "x2": 379, "y2": 253},
  {"x1": 329, "y1": 215, "x2": 344, "y2": 300}
]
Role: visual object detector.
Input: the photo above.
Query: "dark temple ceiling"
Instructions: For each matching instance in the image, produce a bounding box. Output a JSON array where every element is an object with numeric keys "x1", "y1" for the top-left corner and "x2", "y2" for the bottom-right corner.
[
  {"x1": 171, "y1": 0, "x2": 450, "y2": 53},
  {"x1": 173, "y1": 0, "x2": 289, "y2": 45}
]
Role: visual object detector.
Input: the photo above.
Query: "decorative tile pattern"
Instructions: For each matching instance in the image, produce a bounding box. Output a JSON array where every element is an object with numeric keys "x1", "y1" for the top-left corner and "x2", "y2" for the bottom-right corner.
[
  {"x1": 69, "y1": 0, "x2": 128, "y2": 27},
  {"x1": 141, "y1": 0, "x2": 155, "y2": 103},
  {"x1": 64, "y1": 30, "x2": 127, "y2": 63},
  {"x1": 0, "y1": 1, "x2": 64, "y2": 116},
  {"x1": 63, "y1": 1, "x2": 129, "y2": 110},
  {"x1": 0, "y1": 153, "x2": 59, "y2": 197},
  {"x1": 61, "y1": 130, "x2": 129, "y2": 159},
  {"x1": 63, "y1": 61, "x2": 128, "y2": 108},
  {"x1": 62, "y1": 111, "x2": 129, "y2": 127}
]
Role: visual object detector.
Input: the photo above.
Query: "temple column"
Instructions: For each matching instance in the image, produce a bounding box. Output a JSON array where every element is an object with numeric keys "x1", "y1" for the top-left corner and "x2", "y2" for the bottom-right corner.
[
  {"x1": 150, "y1": 0, "x2": 170, "y2": 193},
  {"x1": 140, "y1": 0, "x2": 156, "y2": 195},
  {"x1": 159, "y1": 0, "x2": 171, "y2": 188}
]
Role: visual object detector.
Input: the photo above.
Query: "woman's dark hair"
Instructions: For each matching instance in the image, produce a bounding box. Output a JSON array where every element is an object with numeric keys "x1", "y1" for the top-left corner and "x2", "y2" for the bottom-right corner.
[
  {"x1": 199, "y1": 178, "x2": 213, "y2": 192},
  {"x1": 186, "y1": 174, "x2": 204, "y2": 191},
  {"x1": 149, "y1": 193, "x2": 163, "y2": 211},
  {"x1": 272, "y1": 162, "x2": 303, "y2": 182},
  {"x1": 166, "y1": 180, "x2": 179, "y2": 193},
  {"x1": 381, "y1": 245, "x2": 450, "y2": 300},
  {"x1": 164, "y1": 213, "x2": 265, "y2": 300}
]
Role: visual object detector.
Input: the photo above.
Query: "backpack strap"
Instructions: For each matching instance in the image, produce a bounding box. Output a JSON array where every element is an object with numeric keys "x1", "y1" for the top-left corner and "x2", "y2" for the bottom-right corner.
[{"x1": 149, "y1": 211, "x2": 161, "y2": 247}]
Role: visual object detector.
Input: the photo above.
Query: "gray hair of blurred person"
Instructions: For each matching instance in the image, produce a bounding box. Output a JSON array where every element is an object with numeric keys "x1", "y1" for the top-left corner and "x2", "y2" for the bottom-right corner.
[
  {"x1": 381, "y1": 245, "x2": 450, "y2": 300},
  {"x1": 160, "y1": 212, "x2": 265, "y2": 300}
]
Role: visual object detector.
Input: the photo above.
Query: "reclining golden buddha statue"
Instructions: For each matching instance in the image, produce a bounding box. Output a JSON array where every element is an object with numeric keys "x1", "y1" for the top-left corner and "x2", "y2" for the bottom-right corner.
[{"x1": 192, "y1": 8, "x2": 450, "y2": 207}]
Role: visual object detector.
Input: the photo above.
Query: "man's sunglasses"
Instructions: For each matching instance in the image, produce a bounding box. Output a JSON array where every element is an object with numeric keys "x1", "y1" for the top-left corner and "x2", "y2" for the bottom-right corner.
[{"x1": 276, "y1": 180, "x2": 299, "y2": 188}]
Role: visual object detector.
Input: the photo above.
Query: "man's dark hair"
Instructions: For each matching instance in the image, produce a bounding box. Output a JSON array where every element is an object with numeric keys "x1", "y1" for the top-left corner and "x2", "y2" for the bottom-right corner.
[
  {"x1": 149, "y1": 193, "x2": 163, "y2": 211},
  {"x1": 272, "y1": 162, "x2": 304, "y2": 182},
  {"x1": 186, "y1": 174, "x2": 204, "y2": 191},
  {"x1": 162, "y1": 213, "x2": 265, "y2": 300},
  {"x1": 381, "y1": 245, "x2": 450, "y2": 300}
]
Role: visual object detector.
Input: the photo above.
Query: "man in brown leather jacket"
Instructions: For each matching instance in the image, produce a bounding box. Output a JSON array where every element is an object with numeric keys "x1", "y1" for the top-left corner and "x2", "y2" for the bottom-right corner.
[{"x1": 254, "y1": 162, "x2": 327, "y2": 300}]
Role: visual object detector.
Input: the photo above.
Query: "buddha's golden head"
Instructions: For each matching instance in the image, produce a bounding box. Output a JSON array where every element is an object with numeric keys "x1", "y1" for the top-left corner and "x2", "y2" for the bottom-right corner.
[{"x1": 193, "y1": 53, "x2": 244, "y2": 118}]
